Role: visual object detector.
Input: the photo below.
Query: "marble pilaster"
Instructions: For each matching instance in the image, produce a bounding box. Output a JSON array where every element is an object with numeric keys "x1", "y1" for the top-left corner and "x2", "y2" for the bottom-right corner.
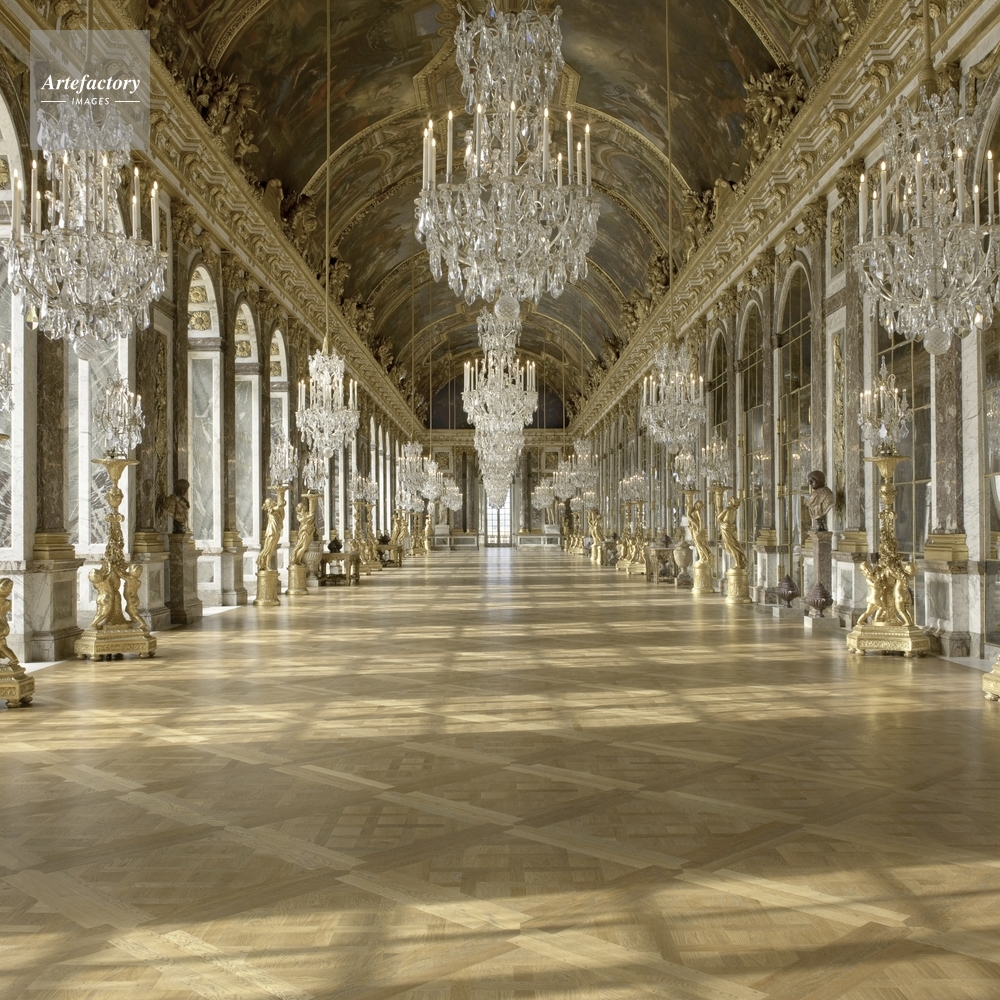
[{"x1": 167, "y1": 531, "x2": 203, "y2": 624}]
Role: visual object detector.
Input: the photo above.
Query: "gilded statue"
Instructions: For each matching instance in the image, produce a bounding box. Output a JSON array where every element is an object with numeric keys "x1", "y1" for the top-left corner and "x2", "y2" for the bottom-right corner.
[
  {"x1": 894, "y1": 561, "x2": 917, "y2": 627},
  {"x1": 89, "y1": 563, "x2": 116, "y2": 630},
  {"x1": 257, "y1": 493, "x2": 286, "y2": 572},
  {"x1": 716, "y1": 496, "x2": 747, "y2": 569},
  {"x1": 290, "y1": 499, "x2": 316, "y2": 567},
  {"x1": 806, "y1": 470, "x2": 835, "y2": 532},
  {"x1": 123, "y1": 564, "x2": 147, "y2": 632},
  {"x1": 687, "y1": 500, "x2": 712, "y2": 565},
  {"x1": 0, "y1": 578, "x2": 19, "y2": 667}
]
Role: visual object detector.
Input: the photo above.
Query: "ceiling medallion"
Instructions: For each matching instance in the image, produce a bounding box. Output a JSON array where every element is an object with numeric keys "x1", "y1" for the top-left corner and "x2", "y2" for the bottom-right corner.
[{"x1": 414, "y1": 3, "x2": 600, "y2": 310}]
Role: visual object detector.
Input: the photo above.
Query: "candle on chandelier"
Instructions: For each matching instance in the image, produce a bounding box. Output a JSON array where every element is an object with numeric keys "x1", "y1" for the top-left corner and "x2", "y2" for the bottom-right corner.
[
  {"x1": 100, "y1": 154, "x2": 108, "y2": 231},
  {"x1": 584, "y1": 123, "x2": 591, "y2": 193},
  {"x1": 859, "y1": 172, "x2": 867, "y2": 239},
  {"x1": 298, "y1": 379, "x2": 306, "y2": 410},
  {"x1": 542, "y1": 107, "x2": 549, "y2": 178},
  {"x1": 422, "y1": 127, "x2": 429, "y2": 190},
  {"x1": 151, "y1": 181, "x2": 159, "y2": 250},
  {"x1": 446, "y1": 110, "x2": 454, "y2": 182},
  {"x1": 872, "y1": 188, "x2": 878, "y2": 237},
  {"x1": 30, "y1": 159, "x2": 38, "y2": 233},
  {"x1": 431, "y1": 137, "x2": 437, "y2": 190},
  {"x1": 566, "y1": 111, "x2": 573, "y2": 185},
  {"x1": 915, "y1": 151, "x2": 923, "y2": 226},
  {"x1": 11, "y1": 172, "x2": 21, "y2": 238},
  {"x1": 132, "y1": 166, "x2": 140, "y2": 238},
  {"x1": 975, "y1": 184, "x2": 981, "y2": 229},
  {"x1": 990, "y1": 151, "x2": 995, "y2": 225},
  {"x1": 557, "y1": 152, "x2": 563, "y2": 188},
  {"x1": 475, "y1": 104, "x2": 483, "y2": 176},
  {"x1": 879, "y1": 161, "x2": 887, "y2": 235},
  {"x1": 509, "y1": 101, "x2": 517, "y2": 176},
  {"x1": 955, "y1": 147, "x2": 965, "y2": 221},
  {"x1": 576, "y1": 142, "x2": 583, "y2": 189},
  {"x1": 34, "y1": 191, "x2": 41, "y2": 234},
  {"x1": 62, "y1": 153, "x2": 70, "y2": 229}
]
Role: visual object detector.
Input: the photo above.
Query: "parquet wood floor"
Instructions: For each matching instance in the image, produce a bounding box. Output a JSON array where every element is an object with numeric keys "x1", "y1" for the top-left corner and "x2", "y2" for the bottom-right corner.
[{"x1": 2, "y1": 549, "x2": 1000, "y2": 999}]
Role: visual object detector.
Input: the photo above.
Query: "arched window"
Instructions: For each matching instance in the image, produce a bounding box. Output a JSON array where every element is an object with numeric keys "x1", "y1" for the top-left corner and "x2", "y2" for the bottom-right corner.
[
  {"x1": 739, "y1": 304, "x2": 765, "y2": 540},
  {"x1": 234, "y1": 303, "x2": 261, "y2": 549},
  {"x1": 187, "y1": 266, "x2": 222, "y2": 548},
  {"x1": 778, "y1": 266, "x2": 812, "y2": 582},
  {"x1": 708, "y1": 332, "x2": 728, "y2": 437},
  {"x1": 269, "y1": 329, "x2": 291, "y2": 552}
]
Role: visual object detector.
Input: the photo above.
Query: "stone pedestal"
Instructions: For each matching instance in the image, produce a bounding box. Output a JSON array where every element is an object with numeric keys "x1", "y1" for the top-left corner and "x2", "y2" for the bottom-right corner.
[
  {"x1": 805, "y1": 531, "x2": 834, "y2": 618},
  {"x1": 833, "y1": 532, "x2": 870, "y2": 627},
  {"x1": 286, "y1": 563, "x2": 308, "y2": 596},
  {"x1": 221, "y1": 531, "x2": 248, "y2": 606},
  {"x1": 692, "y1": 562, "x2": 715, "y2": 595},
  {"x1": 725, "y1": 567, "x2": 752, "y2": 605},
  {"x1": 846, "y1": 622, "x2": 930, "y2": 657},
  {"x1": 131, "y1": 531, "x2": 171, "y2": 631},
  {"x1": 167, "y1": 532, "x2": 203, "y2": 625},
  {"x1": 0, "y1": 659, "x2": 34, "y2": 709},
  {"x1": 305, "y1": 540, "x2": 323, "y2": 589},
  {"x1": 254, "y1": 569, "x2": 280, "y2": 606},
  {"x1": 753, "y1": 530, "x2": 780, "y2": 604},
  {"x1": 75, "y1": 625, "x2": 156, "y2": 662},
  {"x1": 24, "y1": 532, "x2": 83, "y2": 661}
]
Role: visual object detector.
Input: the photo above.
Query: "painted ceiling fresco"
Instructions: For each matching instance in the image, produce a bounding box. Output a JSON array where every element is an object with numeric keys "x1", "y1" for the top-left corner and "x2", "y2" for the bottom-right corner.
[{"x1": 206, "y1": 0, "x2": 782, "y2": 421}]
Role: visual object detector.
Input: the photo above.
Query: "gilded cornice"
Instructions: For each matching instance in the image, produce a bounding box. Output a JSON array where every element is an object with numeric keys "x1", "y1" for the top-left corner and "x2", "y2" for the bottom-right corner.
[{"x1": 571, "y1": 0, "x2": 1000, "y2": 436}]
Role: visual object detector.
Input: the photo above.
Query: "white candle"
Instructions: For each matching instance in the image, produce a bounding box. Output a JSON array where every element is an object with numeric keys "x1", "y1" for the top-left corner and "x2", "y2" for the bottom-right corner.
[
  {"x1": 879, "y1": 161, "x2": 887, "y2": 234},
  {"x1": 872, "y1": 189, "x2": 878, "y2": 237},
  {"x1": 12, "y1": 173, "x2": 20, "y2": 238},
  {"x1": 30, "y1": 159, "x2": 37, "y2": 233},
  {"x1": 585, "y1": 123, "x2": 591, "y2": 193},
  {"x1": 955, "y1": 147, "x2": 965, "y2": 221},
  {"x1": 101, "y1": 154, "x2": 108, "y2": 231},
  {"x1": 975, "y1": 184, "x2": 981, "y2": 229},
  {"x1": 542, "y1": 108, "x2": 549, "y2": 178},
  {"x1": 422, "y1": 128, "x2": 428, "y2": 190},
  {"x1": 566, "y1": 111, "x2": 573, "y2": 185},
  {"x1": 62, "y1": 153, "x2": 70, "y2": 228},
  {"x1": 34, "y1": 191, "x2": 41, "y2": 234},
  {"x1": 557, "y1": 152, "x2": 562, "y2": 188},
  {"x1": 475, "y1": 104, "x2": 482, "y2": 176},
  {"x1": 446, "y1": 110, "x2": 453, "y2": 182},
  {"x1": 576, "y1": 142, "x2": 583, "y2": 188},
  {"x1": 509, "y1": 101, "x2": 516, "y2": 175},
  {"x1": 915, "y1": 151, "x2": 923, "y2": 226},
  {"x1": 859, "y1": 172, "x2": 867, "y2": 239},
  {"x1": 132, "y1": 166, "x2": 140, "y2": 238},
  {"x1": 151, "y1": 181, "x2": 159, "y2": 250},
  {"x1": 431, "y1": 137, "x2": 436, "y2": 189},
  {"x1": 989, "y1": 151, "x2": 995, "y2": 225}
]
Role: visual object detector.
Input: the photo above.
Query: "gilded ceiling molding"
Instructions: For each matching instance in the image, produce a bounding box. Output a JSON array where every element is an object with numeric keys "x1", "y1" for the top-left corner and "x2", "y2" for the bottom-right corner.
[
  {"x1": 208, "y1": 0, "x2": 276, "y2": 68},
  {"x1": 727, "y1": 0, "x2": 792, "y2": 63}
]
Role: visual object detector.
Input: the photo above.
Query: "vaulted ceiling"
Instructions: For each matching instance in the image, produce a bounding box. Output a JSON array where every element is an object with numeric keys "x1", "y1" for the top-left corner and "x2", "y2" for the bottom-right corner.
[{"x1": 176, "y1": 0, "x2": 793, "y2": 418}]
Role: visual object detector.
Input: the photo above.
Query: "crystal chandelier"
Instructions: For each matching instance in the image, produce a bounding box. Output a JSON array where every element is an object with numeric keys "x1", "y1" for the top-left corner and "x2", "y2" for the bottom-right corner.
[
  {"x1": 640, "y1": 342, "x2": 705, "y2": 451},
  {"x1": 552, "y1": 455, "x2": 576, "y2": 501},
  {"x1": 297, "y1": 346, "x2": 360, "y2": 459},
  {"x1": 270, "y1": 433, "x2": 297, "y2": 486},
  {"x1": 2, "y1": 105, "x2": 166, "y2": 360},
  {"x1": 398, "y1": 442, "x2": 426, "y2": 498},
  {"x1": 568, "y1": 437, "x2": 598, "y2": 494},
  {"x1": 532, "y1": 479, "x2": 555, "y2": 510},
  {"x1": 419, "y1": 458, "x2": 444, "y2": 502},
  {"x1": 348, "y1": 473, "x2": 378, "y2": 505},
  {"x1": 95, "y1": 373, "x2": 144, "y2": 458},
  {"x1": 619, "y1": 473, "x2": 645, "y2": 505},
  {"x1": 415, "y1": 4, "x2": 600, "y2": 312},
  {"x1": 441, "y1": 478, "x2": 464, "y2": 513},
  {"x1": 302, "y1": 451, "x2": 327, "y2": 493},
  {"x1": 860, "y1": 358, "x2": 911, "y2": 455},
  {"x1": 701, "y1": 431, "x2": 730, "y2": 487},
  {"x1": 673, "y1": 449, "x2": 697, "y2": 489},
  {"x1": 852, "y1": 3, "x2": 999, "y2": 356}
]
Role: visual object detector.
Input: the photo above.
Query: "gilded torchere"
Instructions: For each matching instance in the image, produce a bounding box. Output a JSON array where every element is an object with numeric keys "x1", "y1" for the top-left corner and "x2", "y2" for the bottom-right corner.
[
  {"x1": 75, "y1": 457, "x2": 157, "y2": 661},
  {"x1": 254, "y1": 486, "x2": 288, "y2": 607},
  {"x1": 846, "y1": 455, "x2": 929, "y2": 657},
  {"x1": 286, "y1": 493, "x2": 318, "y2": 596},
  {"x1": 0, "y1": 577, "x2": 33, "y2": 708},
  {"x1": 716, "y1": 491, "x2": 751, "y2": 605},
  {"x1": 687, "y1": 497, "x2": 715, "y2": 595}
]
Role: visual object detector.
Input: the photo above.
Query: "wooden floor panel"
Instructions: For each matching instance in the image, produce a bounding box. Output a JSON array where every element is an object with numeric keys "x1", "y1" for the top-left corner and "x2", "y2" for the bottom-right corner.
[{"x1": 1, "y1": 549, "x2": 999, "y2": 998}]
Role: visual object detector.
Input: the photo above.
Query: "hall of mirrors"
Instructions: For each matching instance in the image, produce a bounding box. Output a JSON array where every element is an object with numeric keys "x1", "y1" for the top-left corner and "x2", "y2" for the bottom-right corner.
[{"x1": 2, "y1": 0, "x2": 1000, "y2": 996}]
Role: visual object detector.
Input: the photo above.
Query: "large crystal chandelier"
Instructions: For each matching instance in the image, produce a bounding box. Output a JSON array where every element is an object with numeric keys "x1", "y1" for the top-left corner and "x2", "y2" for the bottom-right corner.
[
  {"x1": 568, "y1": 437, "x2": 598, "y2": 494},
  {"x1": 552, "y1": 455, "x2": 576, "y2": 501},
  {"x1": 398, "y1": 441, "x2": 426, "y2": 497},
  {"x1": 420, "y1": 457, "x2": 445, "y2": 502},
  {"x1": 852, "y1": 0, "x2": 999, "y2": 355},
  {"x1": 640, "y1": 342, "x2": 705, "y2": 451},
  {"x1": 2, "y1": 105, "x2": 166, "y2": 360},
  {"x1": 348, "y1": 473, "x2": 379, "y2": 506},
  {"x1": 269, "y1": 432, "x2": 297, "y2": 487},
  {"x1": 415, "y1": 3, "x2": 600, "y2": 313},
  {"x1": 441, "y1": 478, "x2": 464, "y2": 513},
  {"x1": 297, "y1": 345, "x2": 360, "y2": 460},
  {"x1": 532, "y1": 479, "x2": 555, "y2": 510},
  {"x1": 701, "y1": 431, "x2": 730, "y2": 488}
]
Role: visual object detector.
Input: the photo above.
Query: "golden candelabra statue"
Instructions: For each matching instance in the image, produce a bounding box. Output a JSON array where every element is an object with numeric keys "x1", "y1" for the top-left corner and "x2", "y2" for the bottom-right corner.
[
  {"x1": 588, "y1": 509, "x2": 606, "y2": 565},
  {"x1": 0, "y1": 428, "x2": 33, "y2": 706},
  {"x1": 715, "y1": 487, "x2": 751, "y2": 605},
  {"x1": 286, "y1": 492, "x2": 318, "y2": 596},
  {"x1": 254, "y1": 485, "x2": 288, "y2": 606},
  {"x1": 687, "y1": 496, "x2": 715, "y2": 595},
  {"x1": 75, "y1": 457, "x2": 157, "y2": 661},
  {"x1": 846, "y1": 454, "x2": 929, "y2": 657}
]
